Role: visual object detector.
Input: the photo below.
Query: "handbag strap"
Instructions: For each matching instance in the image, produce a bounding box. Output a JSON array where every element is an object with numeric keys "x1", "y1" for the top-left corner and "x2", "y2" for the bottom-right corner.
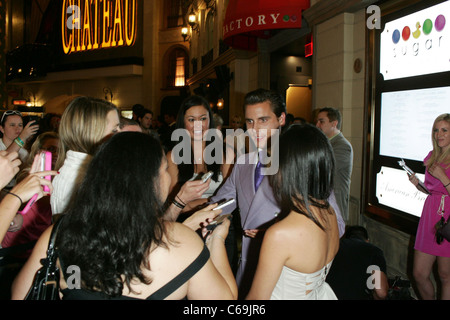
[
  {"x1": 46, "y1": 216, "x2": 64, "y2": 261},
  {"x1": 438, "y1": 195, "x2": 447, "y2": 218}
]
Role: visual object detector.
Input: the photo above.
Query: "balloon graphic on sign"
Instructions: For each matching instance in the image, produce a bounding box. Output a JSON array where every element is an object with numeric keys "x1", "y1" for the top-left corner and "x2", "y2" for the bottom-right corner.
[
  {"x1": 423, "y1": 19, "x2": 433, "y2": 35},
  {"x1": 392, "y1": 29, "x2": 400, "y2": 44},
  {"x1": 402, "y1": 26, "x2": 411, "y2": 41},
  {"x1": 435, "y1": 14, "x2": 446, "y2": 32}
]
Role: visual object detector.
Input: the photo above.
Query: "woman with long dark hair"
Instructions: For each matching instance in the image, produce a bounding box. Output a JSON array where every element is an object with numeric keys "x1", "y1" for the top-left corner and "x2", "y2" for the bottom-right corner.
[
  {"x1": 246, "y1": 124, "x2": 340, "y2": 299},
  {"x1": 12, "y1": 132, "x2": 237, "y2": 300},
  {"x1": 167, "y1": 95, "x2": 232, "y2": 214}
]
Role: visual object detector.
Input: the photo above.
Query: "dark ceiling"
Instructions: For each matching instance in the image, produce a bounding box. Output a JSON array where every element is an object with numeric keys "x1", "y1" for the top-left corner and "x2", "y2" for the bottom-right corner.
[{"x1": 276, "y1": 37, "x2": 307, "y2": 56}]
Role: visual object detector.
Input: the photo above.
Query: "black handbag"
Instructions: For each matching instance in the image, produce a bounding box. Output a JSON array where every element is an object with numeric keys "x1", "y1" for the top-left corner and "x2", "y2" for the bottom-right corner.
[
  {"x1": 441, "y1": 219, "x2": 450, "y2": 242},
  {"x1": 435, "y1": 195, "x2": 450, "y2": 244},
  {"x1": 25, "y1": 217, "x2": 63, "y2": 300},
  {"x1": 436, "y1": 216, "x2": 450, "y2": 244}
]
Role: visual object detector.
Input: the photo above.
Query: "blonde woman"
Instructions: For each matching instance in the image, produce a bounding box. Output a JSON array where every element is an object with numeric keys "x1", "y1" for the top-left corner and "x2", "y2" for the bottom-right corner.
[
  {"x1": 410, "y1": 113, "x2": 450, "y2": 300},
  {"x1": 51, "y1": 97, "x2": 120, "y2": 215}
]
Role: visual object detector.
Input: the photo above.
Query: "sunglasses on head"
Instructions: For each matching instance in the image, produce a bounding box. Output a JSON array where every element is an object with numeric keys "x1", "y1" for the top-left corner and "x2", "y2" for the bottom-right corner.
[{"x1": 1, "y1": 110, "x2": 22, "y2": 124}]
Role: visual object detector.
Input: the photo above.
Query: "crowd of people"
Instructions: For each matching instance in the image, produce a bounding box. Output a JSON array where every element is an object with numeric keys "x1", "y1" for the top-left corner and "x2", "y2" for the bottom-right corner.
[{"x1": 0, "y1": 89, "x2": 449, "y2": 300}]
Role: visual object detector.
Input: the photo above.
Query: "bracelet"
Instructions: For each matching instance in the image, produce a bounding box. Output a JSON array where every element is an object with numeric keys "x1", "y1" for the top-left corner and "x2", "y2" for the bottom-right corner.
[
  {"x1": 213, "y1": 234, "x2": 225, "y2": 242},
  {"x1": 5, "y1": 191, "x2": 23, "y2": 206},
  {"x1": 176, "y1": 195, "x2": 186, "y2": 206},
  {"x1": 172, "y1": 199, "x2": 185, "y2": 209},
  {"x1": 14, "y1": 138, "x2": 24, "y2": 148},
  {"x1": 207, "y1": 234, "x2": 226, "y2": 243},
  {"x1": 16, "y1": 136, "x2": 24, "y2": 145}
]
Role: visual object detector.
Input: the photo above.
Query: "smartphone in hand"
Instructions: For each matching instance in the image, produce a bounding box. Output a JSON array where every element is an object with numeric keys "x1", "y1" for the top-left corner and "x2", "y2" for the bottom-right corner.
[
  {"x1": 206, "y1": 213, "x2": 233, "y2": 231},
  {"x1": 201, "y1": 171, "x2": 214, "y2": 183},
  {"x1": 41, "y1": 151, "x2": 52, "y2": 192},
  {"x1": 201, "y1": 171, "x2": 213, "y2": 183},
  {"x1": 19, "y1": 151, "x2": 52, "y2": 215},
  {"x1": 212, "y1": 198, "x2": 235, "y2": 210}
]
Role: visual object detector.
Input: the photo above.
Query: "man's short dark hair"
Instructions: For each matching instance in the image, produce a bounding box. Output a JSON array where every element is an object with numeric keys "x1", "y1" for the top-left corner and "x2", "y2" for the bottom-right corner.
[
  {"x1": 319, "y1": 107, "x2": 342, "y2": 130},
  {"x1": 244, "y1": 89, "x2": 286, "y2": 118},
  {"x1": 132, "y1": 104, "x2": 145, "y2": 118},
  {"x1": 140, "y1": 108, "x2": 153, "y2": 118}
]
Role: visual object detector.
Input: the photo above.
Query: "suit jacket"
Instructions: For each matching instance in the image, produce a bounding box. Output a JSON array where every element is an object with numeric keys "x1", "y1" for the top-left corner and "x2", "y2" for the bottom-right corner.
[
  {"x1": 210, "y1": 151, "x2": 346, "y2": 297},
  {"x1": 330, "y1": 132, "x2": 353, "y2": 221}
]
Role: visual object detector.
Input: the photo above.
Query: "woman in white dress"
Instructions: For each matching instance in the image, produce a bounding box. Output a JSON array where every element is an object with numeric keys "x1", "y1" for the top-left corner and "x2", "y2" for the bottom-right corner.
[{"x1": 246, "y1": 124, "x2": 340, "y2": 300}]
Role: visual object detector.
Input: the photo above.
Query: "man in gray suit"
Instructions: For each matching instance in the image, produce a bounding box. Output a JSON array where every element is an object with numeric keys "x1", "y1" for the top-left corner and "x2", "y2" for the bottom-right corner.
[
  {"x1": 210, "y1": 89, "x2": 345, "y2": 298},
  {"x1": 316, "y1": 107, "x2": 353, "y2": 222}
]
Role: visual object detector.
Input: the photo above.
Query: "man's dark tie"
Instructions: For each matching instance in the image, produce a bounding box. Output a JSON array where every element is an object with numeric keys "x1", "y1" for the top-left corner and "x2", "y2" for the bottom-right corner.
[{"x1": 254, "y1": 156, "x2": 264, "y2": 191}]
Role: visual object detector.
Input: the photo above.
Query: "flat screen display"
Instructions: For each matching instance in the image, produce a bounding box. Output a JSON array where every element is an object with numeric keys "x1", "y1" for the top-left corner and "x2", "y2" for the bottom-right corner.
[{"x1": 379, "y1": 86, "x2": 450, "y2": 161}]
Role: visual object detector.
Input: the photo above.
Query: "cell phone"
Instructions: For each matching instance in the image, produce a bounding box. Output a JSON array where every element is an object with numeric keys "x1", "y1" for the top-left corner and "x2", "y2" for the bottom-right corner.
[
  {"x1": 18, "y1": 151, "x2": 52, "y2": 215},
  {"x1": 206, "y1": 213, "x2": 233, "y2": 231},
  {"x1": 213, "y1": 198, "x2": 235, "y2": 210},
  {"x1": 41, "y1": 151, "x2": 52, "y2": 192},
  {"x1": 397, "y1": 159, "x2": 415, "y2": 175},
  {"x1": 398, "y1": 158, "x2": 430, "y2": 194},
  {"x1": 18, "y1": 194, "x2": 38, "y2": 215},
  {"x1": 201, "y1": 171, "x2": 213, "y2": 183}
]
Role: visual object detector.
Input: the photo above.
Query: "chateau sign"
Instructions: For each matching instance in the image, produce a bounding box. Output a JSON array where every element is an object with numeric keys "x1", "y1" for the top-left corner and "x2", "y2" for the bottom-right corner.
[{"x1": 62, "y1": 0, "x2": 138, "y2": 54}]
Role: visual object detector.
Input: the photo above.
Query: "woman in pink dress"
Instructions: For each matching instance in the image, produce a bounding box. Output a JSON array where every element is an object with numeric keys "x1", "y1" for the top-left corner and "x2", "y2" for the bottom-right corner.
[{"x1": 410, "y1": 113, "x2": 450, "y2": 300}]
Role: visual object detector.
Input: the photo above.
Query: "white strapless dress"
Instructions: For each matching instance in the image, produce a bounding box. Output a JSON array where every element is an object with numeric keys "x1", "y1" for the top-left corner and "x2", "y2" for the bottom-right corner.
[{"x1": 270, "y1": 261, "x2": 337, "y2": 300}]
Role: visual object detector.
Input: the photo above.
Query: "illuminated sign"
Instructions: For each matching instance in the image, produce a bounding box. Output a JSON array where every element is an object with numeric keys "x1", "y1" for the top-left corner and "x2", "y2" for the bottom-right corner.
[
  {"x1": 12, "y1": 99, "x2": 27, "y2": 106},
  {"x1": 62, "y1": 0, "x2": 138, "y2": 54},
  {"x1": 379, "y1": 86, "x2": 450, "y2": 161},
  {"x1": 379, "y1": 1, "x2": 450, "y2": 80},
  {"x1": 223, "y1": 0, "x2": 309, "y2": 50},
  {"x1": 305, "y1": 42, "x2": 313, "y2": 57}
]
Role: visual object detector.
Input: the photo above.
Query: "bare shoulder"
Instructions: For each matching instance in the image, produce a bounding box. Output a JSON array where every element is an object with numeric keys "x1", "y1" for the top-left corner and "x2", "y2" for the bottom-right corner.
[
  {"x1": 264, "y1": 215, "x2": 302, "y2": 244},
  {"x1": 165, "y1": 221, "x2": 205, "y2": 249},
  {"x1": 151, "y1": 222, "x2": 206, "y2": 276},
  {"x1": 267, "y1": 212, "x2": 329, "y2": 249},
  {"x1": 270, "y1": 213, "x2": 311, "y2": 235}
]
